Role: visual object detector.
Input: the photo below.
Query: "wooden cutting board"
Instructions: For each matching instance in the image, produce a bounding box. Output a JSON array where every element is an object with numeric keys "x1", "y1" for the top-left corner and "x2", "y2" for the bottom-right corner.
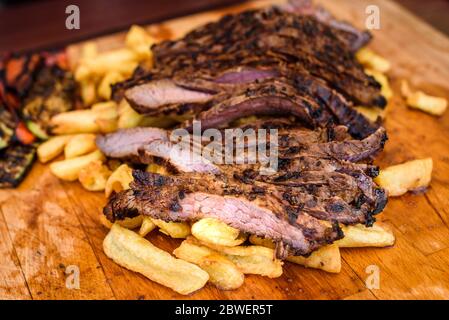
[{"x1": 1, "y1": 0, "x2": 449, "y2": 300}]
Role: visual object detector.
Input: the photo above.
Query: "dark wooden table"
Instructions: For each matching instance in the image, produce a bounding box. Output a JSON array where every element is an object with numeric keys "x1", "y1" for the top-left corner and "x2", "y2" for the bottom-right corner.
[{"x1": 1, "y1": 0, "x2": 448, "y2": 54}]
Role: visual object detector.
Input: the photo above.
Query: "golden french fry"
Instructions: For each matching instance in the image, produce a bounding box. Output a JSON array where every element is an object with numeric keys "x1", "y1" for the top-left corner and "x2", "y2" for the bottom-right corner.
[
  {"x1": 50, "y1": 150, "x2": 105, "y2": 181},
  {"x1": 96, "y1": 118, "x2": 118, "y2": 134},
  {"x1": 105, "y1": 164, "x2": 133, "y2": 198},
  {"x1": 192, "y1": 218, "x2": 246, "y2": 247},
  {"x1": 91, "y1": 101, "x2": 118, "y2": 115},
  {"x1": 193, "y1": 237, "x2": 283, "y2": 278},
  {"x1": 375, "y1": 158, "x2": 433, "y2": 196},
  {"x1": 79, "y1": 49, "x2": 138, "y2": 80},
  {"x1": 92, "y1": 101, "x2": 119, "y2": 133},
  {"x1": 365, "y1": 69, "x2": 393, "y2": 101},
  {"x1": 125, "y1": 25, "x2": 154, "y2": 61},
  {"x1": 146, "y1": 163, "x2": 168, "y2": 175},
  {"x1": 37, "y1": 135, "x2": 73, "y2": 163},
  {"x1": 98, "y1": 71, "x2": 125, "y2": 100},
  {"x1": 152, "y1": 219, "x2": 191, "y2": 239},
  {"x1": 80, "y1": 42, "x2": 98, "y2": 61},
  {"x1": 78, "y1": 160, "x2": 112, "y2": 191},
  {"x1": 51, "y1": 109, "x2": 100, "y2": 134},
  {"x1": 355, "y1": 106, "x2": 385, "y2": 122},
  {"x1": 400, "y1": 79, "x2": 413, "y2": 98},
  {"x1": 80, "y1": 80, "x2": 97, "y2": 106},
  {"x1": 199, "y1": 254, "x2": 245, "y2": 290},
  {"x1": 103, "y1": 224, "x2": 209, "y2": 295},
  {"x1": 118, "y1": 99, "x2": 144, "y2": 129},
  {"x1": 100, "y1": 214, "x2": 143, "y2": 230},
  {"x1": 64, "y1": 134, "x2": 97, "y2": 159},
  {"x1": 248, "y1": 235, "x2": 341, "y2": 273},
  {"x1": 337, "y1": 223, "x2": 395, "y2": 248},
  {"x1": 74, "y1": 65, "x2": 91, "y2": 82},
  {"x1": 287, "y1": 244, "x2": 341, "y2": 273},
  {"x1": 407, "y1": 91, "x2": 447, "y2": 116},
  {"x1": 173, "y1": 240, "x2": 244, "y2": 290},
  {"x1": 139, "y1": 217, "x2": 157, "y2": 237},
  {"x1": 356, "y1": 48, "x2": 391, "y2": 73}
]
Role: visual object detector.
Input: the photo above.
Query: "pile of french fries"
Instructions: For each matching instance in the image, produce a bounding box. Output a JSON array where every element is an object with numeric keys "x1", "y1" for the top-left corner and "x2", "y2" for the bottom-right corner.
[
  {"x1": 76, "y1": 25, "x2": 154, "y2": 106},
  {"x1": 34, "y1": 25, "x2": 445, "y2": 295}
]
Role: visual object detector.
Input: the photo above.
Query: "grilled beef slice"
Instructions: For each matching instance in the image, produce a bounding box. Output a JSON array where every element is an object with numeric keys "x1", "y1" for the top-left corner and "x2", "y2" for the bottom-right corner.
[
  {"x1": 115, "y1": 8, "x2": 386, "y2": 135},
  {"x1": 97, "y1": 126, "x2": 386, "y2": 169},
  {"x1": 283, "y1": 0, "x2": 372, "y2": 52},
  {"x1": 105, "y1": 170, "x2": 345, "y2": 257}
]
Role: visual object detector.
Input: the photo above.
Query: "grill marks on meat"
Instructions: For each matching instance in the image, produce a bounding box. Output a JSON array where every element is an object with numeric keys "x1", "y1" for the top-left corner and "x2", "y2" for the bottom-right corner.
[
  {"x1": 105, "y1": 170, "x2": 344, "y2": 257},
  {"x1": 283, "y1": 0, "x2": 372, "y2": 52},
  {"x1": 101, "y1": 125, "x2": 388, "y2": 256},
  {"x1": 115, "y1": 7, "x2": 385, "y2": 138}
]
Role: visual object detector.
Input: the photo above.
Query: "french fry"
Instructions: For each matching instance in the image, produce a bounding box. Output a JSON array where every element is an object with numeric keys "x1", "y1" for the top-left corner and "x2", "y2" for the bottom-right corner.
[
  {"x1": 117, "y1": 99, "x2": 143, "y2": 129},
  {"x1": 98, "y1": 71, "x2": 125, "y2": 100},
  {"x1": 105, "y1": 164, "x2": 133, "y2": 198},
  {"x1": 78, "y1": 49, "x2": 138, "y2": 81},
  {"x1": 37, "y1": 135, "x2": 73, "y2": 163},
  {"x1": 51, "y1": 109, "x2": 100, "y2": 134},
  {"x1": 78, "y1": 160, "x2": 111, "y2": 191},
  {"x1": 125, "y1": 25, "x2": 154, "y2": 61},
  {"x1": 400, "y1": 79, "x2": 413, "y2": 98},
  {"x1": 100, "y1": 214, "x2": 143, "y2": 230},
  {"x1": 249, "y1": 236, "x2": 341, "y2": 273},
  {"x1": 49, "y1": 150, "x2": 105, "y2": 181},
  {"x1": 365, "y1": 69, "x2": 393, "y2": 101},
  {"x1": 337, "y1": 223, "x2": 395, "y2": 248},
  {"x1": 103, "y1": 224, "x2": 209, "y2": 295},
  {"x1": 173, "y1": 240, "x2": 244, "y2": 290},
  {"x1": 64, "y1": 134, "x2": 97, "y2": 159},
  {"x1": 406, "y1": 91, "x2": 447, "y2": 116},
  {"x1": 74, "y1": 65, "x2": 91, "y2": 82},
  {"x1": 92, "y1": 101, "x2": 119, "y2": 133},
  {"x1": 80, "y1": 80, "x2": 97, "y2": 106},
  {"x1": 191, "y1": 218, "x2": 246, "y2": 247},
  {"x1": 91, "y1": 101, "x2": 118, "y2": 116},
  {"x1": 199, "y1": 254, "x2": 245, "y2": 290},
  {"x1": 286, "y1": 244, "x2": 341, "y2": 273},
  {"x1": 146, "y1": 163, "x2": 168, "y2": 175},
  {"x1": 80, "y1": 42, "x2": 98, "y2": 61},
  {"x1": 193, "y1": 237, "x2": 283, "y2": 278},
  {"x1": 356, "y1": 48, "x2": 391, "y2": 73},
  {"x1": 152, "y1": 219, "x2": 191, "y2": 239},
  {"x1": 96, "y1": 117, "x2": 118, "y2": 134},
  {"x1": 375, "y1": 158, "x2": 433, "y2": 196},
  {"x1": 399, "y1": 80, "x2": 447, "y2": 116},
  {"x1": 139, "y1": 217, "x2": 157, "y2": 237}
]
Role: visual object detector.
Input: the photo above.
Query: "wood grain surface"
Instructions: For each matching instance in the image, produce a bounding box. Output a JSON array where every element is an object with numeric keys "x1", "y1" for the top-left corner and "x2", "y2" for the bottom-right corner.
[{"x1": 1, "y1": 0, "x2": 449, "y2": 300}]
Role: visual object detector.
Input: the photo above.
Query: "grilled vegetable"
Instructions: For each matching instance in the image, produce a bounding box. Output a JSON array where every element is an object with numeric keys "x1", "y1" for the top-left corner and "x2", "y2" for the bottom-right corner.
[
  {"x1": 0, "y1": 143, "x2": 36, "y2": 188},
  {"x1": 21, "y1": 65, "x2": 76, "y2": 136}
]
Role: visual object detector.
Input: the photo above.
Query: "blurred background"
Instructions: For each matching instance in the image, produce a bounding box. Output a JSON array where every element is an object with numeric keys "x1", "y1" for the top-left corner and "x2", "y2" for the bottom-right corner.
[{"x1": 1, "y1": 0, "x2": 448, "y2": 54}]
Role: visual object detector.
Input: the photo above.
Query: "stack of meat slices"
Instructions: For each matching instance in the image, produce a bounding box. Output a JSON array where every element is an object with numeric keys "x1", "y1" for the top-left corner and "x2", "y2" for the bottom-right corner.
[
  {"x1": 98, "y1": 120, "x2": 388, "y2": 258},
  {"x1": 112, "y1": 5, "x2": 386, "y2": 139},
  {"x1": 99, "y1": 2, "x2": 389, "y2": 258}
]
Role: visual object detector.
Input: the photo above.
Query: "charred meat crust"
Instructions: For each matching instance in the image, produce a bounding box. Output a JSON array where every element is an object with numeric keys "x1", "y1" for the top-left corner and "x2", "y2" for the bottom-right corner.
[
  {"x1": 113, "y1": 7, "x2": 385, "y2": 136},
  {"x1": 104, "y1": 170, "x2": 347, "y2": 258},
  {"x1": 103, "y1": 126, "x2": 388, "y2": 255}
]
